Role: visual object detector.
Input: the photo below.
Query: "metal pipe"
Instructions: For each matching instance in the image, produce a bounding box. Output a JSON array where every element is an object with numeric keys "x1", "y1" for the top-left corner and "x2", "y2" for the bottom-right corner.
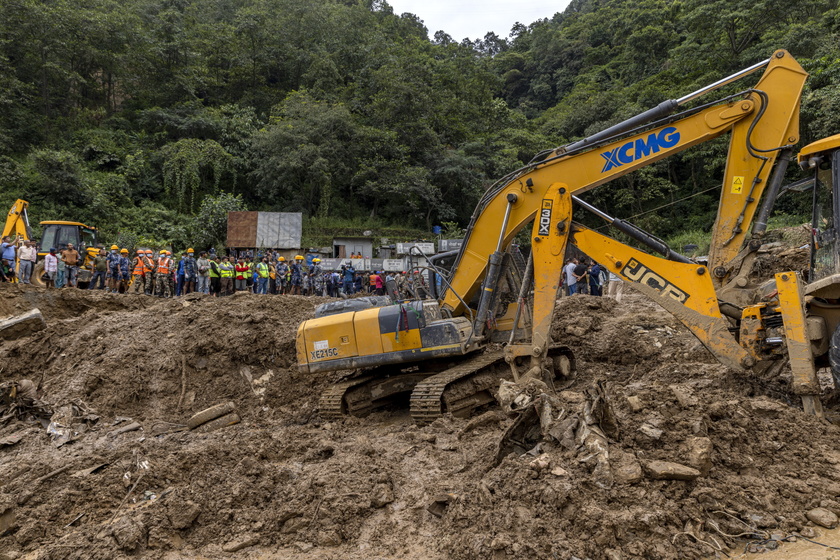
[
  {"x1": 508, "y1": 249, "x2": 534, "y2": 346},
  {"x1": 753, "y1": 147, "x2": 793, "y2": 235},
  {"x1": 676, "y1": 58, "x2": 770, "y2": 106},
  {"x1": 496, "y1": 194, "x2": 515, "y2": 252},
  {"x1": 572, "y1": 196, "x2": 693, "y2": 264}
]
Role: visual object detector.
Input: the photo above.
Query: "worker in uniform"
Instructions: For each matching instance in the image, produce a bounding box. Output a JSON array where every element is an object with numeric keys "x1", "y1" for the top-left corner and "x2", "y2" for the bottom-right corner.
[
  {"x1": 309, "y1": 258, "x2": 323, "y2": 296},
  {"x1": 106, "y1": 245, "x2": 120, "y2": 293},
  {"x1": 116, "y1": 248, "x2": 131, "y2": 293},
  {"x1": 208, "y1": 256, "x2": 221, "y2": 297},
  {"x1": 290, "y1": 255, "x2": 304, "y2": 295},
  {"x1": 276, "y1": 256, "x2": 289, "y2": 294},
  {"x1": 142, "y1": 250, "x2": 156, "y2": 295},
  {"x1": 256, "y1": 257, "x2": 270, "y2": 294},
  {"x1": 219, "y1": 256, "x2": 235, "y2": 296},
  {"x1": 183, "y1": 248, "x2": 197, "y2": 295},
  {"x1": 131, "y1": 249, "x2": 146, "y2": 294},
  {"x1": 155, "y1": 250, "x2": 173, "y2": 298}
]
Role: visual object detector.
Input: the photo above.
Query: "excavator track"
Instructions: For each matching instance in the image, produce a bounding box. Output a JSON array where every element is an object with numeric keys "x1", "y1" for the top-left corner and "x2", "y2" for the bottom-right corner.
[
  {"x1": 410, "y1": 352, "x2": 507, "y2": 425},
  {"x1": 319, "y1": 375, "x2": 378, "y2": 420}
]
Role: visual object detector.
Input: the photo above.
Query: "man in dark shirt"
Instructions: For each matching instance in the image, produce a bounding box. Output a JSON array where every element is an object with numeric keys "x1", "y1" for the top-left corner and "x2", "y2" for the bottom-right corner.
[
  {"x1": 573, "y1": 261, "x2": 589, "y2": 295},
  {"x1": 88, "y1": 249, "x2": 108, "y2": 290}
]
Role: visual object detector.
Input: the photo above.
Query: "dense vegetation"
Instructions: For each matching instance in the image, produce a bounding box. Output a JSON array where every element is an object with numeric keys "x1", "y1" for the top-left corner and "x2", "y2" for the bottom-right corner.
[{"x1": 1, "y1": 0, "x2": 839, "y2": 250}]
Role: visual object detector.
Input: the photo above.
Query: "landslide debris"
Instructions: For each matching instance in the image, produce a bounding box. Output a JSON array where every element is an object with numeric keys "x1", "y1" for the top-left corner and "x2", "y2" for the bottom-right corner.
[{"x1": 1, "y1": 281, "x2": 839, "y2": 560}]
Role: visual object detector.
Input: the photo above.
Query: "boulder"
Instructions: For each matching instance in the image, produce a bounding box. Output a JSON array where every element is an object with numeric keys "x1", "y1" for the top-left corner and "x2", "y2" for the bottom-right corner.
[{"x1": 644, "y1": 460, "x2": 700, "y2": 481}]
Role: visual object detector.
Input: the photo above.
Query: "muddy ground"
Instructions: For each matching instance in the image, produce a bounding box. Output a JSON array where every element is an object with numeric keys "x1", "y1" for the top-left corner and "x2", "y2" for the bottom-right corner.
[{"x1": 2, "y1": 246, "x2": 840, "y2": 560}]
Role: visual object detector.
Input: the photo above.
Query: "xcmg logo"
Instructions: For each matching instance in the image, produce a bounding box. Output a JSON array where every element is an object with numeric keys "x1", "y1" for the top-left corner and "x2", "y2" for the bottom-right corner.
[{"x1": 600, "y1": 126, "x2": 680, "y2": 173}]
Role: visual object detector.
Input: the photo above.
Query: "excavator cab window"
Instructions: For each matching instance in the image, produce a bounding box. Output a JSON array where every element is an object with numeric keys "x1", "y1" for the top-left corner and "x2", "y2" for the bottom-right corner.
[
  {"x1": 810, "y1": 150, "x2": 840, "y2": 282},
  {"x1": 40, "y1": 225, "x2": 79, "y2": 252},
  {"x1": 79, "y1": 227, "x2": 96, "y2": 252}
]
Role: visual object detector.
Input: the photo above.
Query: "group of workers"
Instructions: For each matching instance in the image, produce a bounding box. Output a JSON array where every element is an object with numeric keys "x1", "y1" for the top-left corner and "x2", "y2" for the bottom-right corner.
[{"x1": 62, "y1": 246, "x2": 423, "y2": 299}]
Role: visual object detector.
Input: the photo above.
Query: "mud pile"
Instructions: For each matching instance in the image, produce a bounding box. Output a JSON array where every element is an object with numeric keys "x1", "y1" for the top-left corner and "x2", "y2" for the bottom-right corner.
[{"x1": 1, "y1": 284, "x2": 839, "y2": 560}]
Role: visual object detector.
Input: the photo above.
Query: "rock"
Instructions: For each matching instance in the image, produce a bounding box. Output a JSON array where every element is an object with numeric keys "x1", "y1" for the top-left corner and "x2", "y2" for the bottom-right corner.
[
  {"x1": 644, "y1": 460, "x2": 701, "y2": 481},
  {"x1": 613, "y1": 452, "x2": 643, "y2": 485},
  {"x1": 529, "y1": 453, "x2": 551, "y2": 471},
  {"x1": 685, "y1": 437, "x2": 713, "y2": 476},
  {"x1": 222, "y1": 534, "x2": 260, "y2": 552},
  {"x1": 604, "y1": 549, "x2": 623, "y2": 560},
  {"x1": 800, "y1": 527, "x2": 817, "y2": 538},
  {"x1": 669, "y1": 384, "x2": 697, "y2": 407},
  {"x1": 111, "y1": 516, "x2": 147, "y2": 551},
  {"x1": 370, "y1": 483, "x2": 394, "y2": 508},
  {"x1": 317, "y1": 530, "x2": 342, "y2": 547},
  {"x1": 807, "y1": 507, "x2": 839, "y2": 529},
  {"x1": 293, "y1": 541, "x2": 314, "y2": 552},
  {"x1": 0, "y1": 309, "x2": 45, "y2": 340},
  {"x1": 550, "y1": 466, "x2": 569, "y2": 477},
  {"x1": 749, "y1": 396, "x2": 788, "y2": 417},
  {"x1": 167, "y1": 500, "x2": 201, "y2": 530},
  {"x1": 638, "y1": 423, "x2": 663, "y2": 440},
  {"x1": 626, "y1": 396, "x2": 643, "y2": 413}
]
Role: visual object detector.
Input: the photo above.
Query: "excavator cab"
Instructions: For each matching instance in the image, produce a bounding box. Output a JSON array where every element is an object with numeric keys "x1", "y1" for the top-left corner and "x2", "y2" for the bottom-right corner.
[
  {"x1": 799, "y1": 135, "x2": 840, "y2": 290},
  {"x1": 31, "y1": 221, "x2": 99, "y2": 287}
]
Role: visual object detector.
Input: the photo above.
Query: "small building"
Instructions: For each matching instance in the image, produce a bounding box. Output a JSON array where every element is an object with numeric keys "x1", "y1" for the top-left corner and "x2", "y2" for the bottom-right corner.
[{"x1": 333, "y1": 237, "x2": 372, "y2": 259}]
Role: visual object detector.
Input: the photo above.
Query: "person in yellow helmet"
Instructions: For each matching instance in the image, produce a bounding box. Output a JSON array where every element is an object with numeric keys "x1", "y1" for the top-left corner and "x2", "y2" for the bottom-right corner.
[
  {"x1": 276, "y1": 255, "x2": 289, "y2": 294},
  {"x1": 183, "y1": 248, "x2": 196, "y2": 295},
  {"x1": 115, "y1": 248, "x2": 130, "y2": 293},
  {"x1": 309, "y1": 258, "x2": 324, "y2": 296},
  {"x1": 290, "y1": 255, "x2": 304, "y2": 295}
]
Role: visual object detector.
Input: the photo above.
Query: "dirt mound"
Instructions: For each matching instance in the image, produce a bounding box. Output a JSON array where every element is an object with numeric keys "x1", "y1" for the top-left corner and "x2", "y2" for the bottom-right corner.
[{"x1": 1, "y1": 285, "x2": 840, "y2": 560}]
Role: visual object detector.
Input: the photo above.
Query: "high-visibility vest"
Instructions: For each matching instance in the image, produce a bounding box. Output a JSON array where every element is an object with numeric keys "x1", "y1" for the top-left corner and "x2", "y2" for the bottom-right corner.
[
  {"x1": 132, "y1": 257, "x2": 145, "y2": 276},
  {"x1": 208, "y1": 261, "x2": 220, "y2": 278},
  {"x1": 257, "y1": 263, "x2": 269, "y2": 278},
  {"x1": 220, "y1": 264, "x2": 234, "y2": 278},
  {"x1": 157, "y1": 258, "x2": 172, "y2": 274},
  {"x1": 143, "y1": 257, "x2": 155, "y2": 274}
]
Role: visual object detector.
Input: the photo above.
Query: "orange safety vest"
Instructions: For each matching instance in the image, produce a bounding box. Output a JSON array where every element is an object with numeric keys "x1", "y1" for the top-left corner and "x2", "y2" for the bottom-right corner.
[
  {"x1": 143, "y1": 257, "x2": 155, "y2": 274},
  {"x1": 132, "y1": 257, "x2": 145, "y2": 276},
  {"x1": 157, "y1": 257, "x2": 172, "y2": 274}
]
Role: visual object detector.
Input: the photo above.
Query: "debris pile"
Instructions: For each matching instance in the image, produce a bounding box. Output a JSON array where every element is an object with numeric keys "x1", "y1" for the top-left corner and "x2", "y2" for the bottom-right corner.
[{"x1": 0, "y1": 280, "x2": 839, "y2": 559}]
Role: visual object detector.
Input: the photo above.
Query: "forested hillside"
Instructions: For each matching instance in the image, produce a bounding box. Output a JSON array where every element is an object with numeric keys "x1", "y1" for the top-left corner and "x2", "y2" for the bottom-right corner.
[{"x1": 1, "y1": 0, "x2": 839, "y2": 249}]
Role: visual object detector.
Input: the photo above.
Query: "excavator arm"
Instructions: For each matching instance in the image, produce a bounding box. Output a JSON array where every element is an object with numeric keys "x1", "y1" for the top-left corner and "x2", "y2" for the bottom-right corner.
[
  {"x1": 3, "y1": 199, "x2": 31, "y2": 240},
  {"x1": 443, "y1": 51, "x2": 811, "y2": 391}
]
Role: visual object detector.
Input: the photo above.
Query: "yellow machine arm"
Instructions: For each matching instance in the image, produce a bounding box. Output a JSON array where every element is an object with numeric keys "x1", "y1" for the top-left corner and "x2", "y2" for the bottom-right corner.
[
  {"x1": 442, "y1": 51, "x2": 813, "y2": 393},
  {"x1": 3, "y1": 199, "x2": 31, "y2": 240}
]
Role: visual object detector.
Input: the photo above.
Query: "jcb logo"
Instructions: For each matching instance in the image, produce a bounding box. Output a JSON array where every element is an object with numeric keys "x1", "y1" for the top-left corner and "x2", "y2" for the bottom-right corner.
[
  {"x1": 621, "y1": 258, "x2": 689, "y2": 303},
  {"x1": 538, "y1": 200, "x2": 552, "y2": 236}
]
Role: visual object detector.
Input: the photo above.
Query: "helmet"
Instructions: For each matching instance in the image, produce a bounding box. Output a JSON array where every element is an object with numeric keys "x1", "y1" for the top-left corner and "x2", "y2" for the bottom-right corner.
[
  {"x1": 313, "y1": 258, "x2": 321, "y2": 263},
  {"x1": 136, "y1": 249, "x2": 144, "y2": 254},
  {"x1": 278, "y1": 256, "x2": 286, "y2": 262},
  {"x1": 187, "y1": 248, "x2": 194, "y2": 253},
  {"x1": 110, "y1": 244, "x2": 119, "y2": 251},
  {"x1": 120, "y1": 248, "x2": 128, "y2": 254},
  {"x1": 295, "y1": 255, "x2": 304, "y2": 260},
  {"x1": 145, "y1": 250, "x2": 153, "y2": 255},
  {"x1": 160, "y1": 250, "x2": 168, "y2": 256}
]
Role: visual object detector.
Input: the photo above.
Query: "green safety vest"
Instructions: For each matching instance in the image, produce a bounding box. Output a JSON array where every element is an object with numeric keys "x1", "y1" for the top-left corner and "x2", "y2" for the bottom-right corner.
[
  {"x1": 219, "y1": 263, "x2": 234, "y2": 278},
  {"x1": 257, "y1": 262, "x2": 269, "y2": 278},
  {"x1": 208, "y1": 261, "x2": 220, "y2": 278}
]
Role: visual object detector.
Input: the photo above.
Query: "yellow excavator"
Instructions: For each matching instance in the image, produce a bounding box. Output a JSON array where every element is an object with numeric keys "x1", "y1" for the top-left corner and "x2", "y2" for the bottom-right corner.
[
  {"x1": 297, "y1": 50, "x2": 840, "y2": 422},
  {"x1": 3, "y1": 199, "x2": 99, "y2": 286}
]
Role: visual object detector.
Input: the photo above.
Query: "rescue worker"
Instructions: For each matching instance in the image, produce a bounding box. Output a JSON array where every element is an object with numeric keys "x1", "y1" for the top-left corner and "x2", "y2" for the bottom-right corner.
[
  {"x1": 183, "y1": 248, "x2": 197, "y2": 295},
  {"x1": 131, "y1": 249, "x2": 146, "y2": 294},
  {"x1": 309, "y1": 258, "x2": 323, "y2": 296},
  {"x1": 88, "y1": 249, "x2": 108, "y2": 290},
  {"x1": 276, "y1": 256, "x2": 289, "y2": 294},
  {"x1": 219, "y1": 256, "x2": 235, "y2": 296},
  {"x1": 208, "y1": 256, "x2": 221, "y2": 297},
  {"x1": 106, "y1": 245, "x2": 120, "y2": 293},
  {"x1": 116, "y1": 248, "x2": 131, "y2": 293},
  {"x1": 290, "y1": 255, "x2": 304, "y2": 295},
  {"x1": 142, "y1": 250, "x2": 156, "y2": 295},
  {"x1": 155, "y1": 250, "x2": 173, "y2": 298},
  {"x1": 256, "y1": 257, "x2": 270, "y2": 294},
  {"x1": 234, "y1": 258, "x2": 248, "y2": 291}
]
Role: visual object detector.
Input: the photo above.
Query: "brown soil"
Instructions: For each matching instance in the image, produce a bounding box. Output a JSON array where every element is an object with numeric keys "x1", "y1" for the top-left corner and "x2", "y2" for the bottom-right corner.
[{"x1": 1, "y1": 279, "x2": 840, "y2": 560}]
